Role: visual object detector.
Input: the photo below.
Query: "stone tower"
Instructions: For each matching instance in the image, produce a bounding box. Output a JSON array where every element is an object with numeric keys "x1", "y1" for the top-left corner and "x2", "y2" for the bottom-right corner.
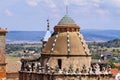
[
  {"x1": 0, "y1": 28, "x2": 7, "y2": 79},
  {"x1": 41, "y1": 14, "x2": 91, "y2": 72},
  {"x1": 19, "y1": 15, "x2": 112, "y2": 80}
]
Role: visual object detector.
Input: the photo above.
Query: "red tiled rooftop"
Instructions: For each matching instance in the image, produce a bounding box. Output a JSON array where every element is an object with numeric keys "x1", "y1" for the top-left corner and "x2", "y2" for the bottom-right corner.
[
  {"x1": 114, "y1": 63, "x2": 120, "y2": 67},
  {"x1": 111, "y1": 68, "x2": 119, "y2": 76},
  {"x1": 0, "y1": 29, "x2": 7, "y2": 33}
]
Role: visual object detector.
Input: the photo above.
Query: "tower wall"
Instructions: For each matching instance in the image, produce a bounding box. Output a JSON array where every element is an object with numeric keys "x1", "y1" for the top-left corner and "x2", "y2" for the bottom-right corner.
[
  {"x1": 19, "y1": 14, "x2": 113, "y2": 80},
  {"x1": 19, "y1": 71, "x2": 113, "y2": 80},
  {"x1": 42, "y1": 55, "x2": 91, "y2": 72},
  {"x1": 0, "y1": 31, "x2": 7, "y2": 79}
]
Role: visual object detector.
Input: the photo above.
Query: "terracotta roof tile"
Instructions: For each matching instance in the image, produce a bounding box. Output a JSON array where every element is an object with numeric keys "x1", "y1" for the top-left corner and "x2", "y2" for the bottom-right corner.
[
  {"x1": 0, "y1": 29, "x2": 7, "y2": 33},
  {"x1": 114, "y1": 63, "x2": 120, "y2": 67},
  {"x1": 111, "y1": 68, "x2": 119, "y2": 76}
]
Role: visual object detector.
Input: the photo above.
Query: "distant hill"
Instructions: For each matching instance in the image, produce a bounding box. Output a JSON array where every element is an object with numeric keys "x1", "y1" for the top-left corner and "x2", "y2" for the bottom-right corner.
[
  {"x1": 88, "y1": 38, "x2": 120, "y2": 48},
  {"x1": 81, "y1": 30, "x2": 120, "y2": 41},
  {"x1": 6, "y1": 31, "x2": 45, "y2": 42},
  {"x1": 98, "y1": 39, "x2": 120, "y2": 47},
  {"x1": 6, "y1": 30, "x2": 120, "y2": 43}
]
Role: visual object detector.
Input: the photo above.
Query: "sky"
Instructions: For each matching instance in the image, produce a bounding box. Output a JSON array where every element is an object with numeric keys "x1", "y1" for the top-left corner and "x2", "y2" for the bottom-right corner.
[{"x1": 0, "y1": 0, "x2": 120, "y2": 31}]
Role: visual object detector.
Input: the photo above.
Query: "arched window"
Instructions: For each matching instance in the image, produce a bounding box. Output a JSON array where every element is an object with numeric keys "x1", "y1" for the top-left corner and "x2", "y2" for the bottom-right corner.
[{"x1": 58, "y1": 59, "x2": 62, "y2": 69}]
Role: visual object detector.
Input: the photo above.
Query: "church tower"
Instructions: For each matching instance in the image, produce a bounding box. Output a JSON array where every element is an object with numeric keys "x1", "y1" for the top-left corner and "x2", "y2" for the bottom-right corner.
[
  {"x1": 0, "y1": 28, "x2": 7, "y2": 79},
  {"x1": 19, "y1": 14, "x2": 112, "y2": 80},
  {"x1": 41, "y1": 14, "x2": 91, "y2": 72}
]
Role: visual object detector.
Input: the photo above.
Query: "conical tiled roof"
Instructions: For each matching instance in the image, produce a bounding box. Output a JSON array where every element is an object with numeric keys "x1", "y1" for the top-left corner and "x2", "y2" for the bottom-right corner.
[
  {"x1": 54, "y1": 15, "x2": 80, "y2": 32},
  {"x1": 42, "y1": 15, "x2": 91, "y2": 56},
  {"x1": 43, "y1": 31, "x2": 51, "y2": 42},
  {"x1": 58, "y1": 15, "x2": 76, "y2": 25}
]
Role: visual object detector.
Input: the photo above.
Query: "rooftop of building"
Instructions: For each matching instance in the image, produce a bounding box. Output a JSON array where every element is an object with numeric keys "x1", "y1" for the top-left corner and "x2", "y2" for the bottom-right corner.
[
  {"x1": 42, "y1": 14, "x2": 90, "y2": 56},
  {"x1": 54, "y1": 15, "x2": 80, "y2": 32},
  {"x1": 0, "y1": 28, "x2": 8, "y2": 33},
  {"x1": 111, "y1": 68, "x2": 119, "y2": 76},
  {"x1": 42, "y1": 32, "x2": 90, "y2": 56},
  {"x1": 57, "y1": 15, "x2": 76, "y2": 25},
  {"x1": 114, "y1": 63, "x2": 120, "y2": 67},
  {"x1": 43, "y1": 31, "x2": 51, "y2": 42}
]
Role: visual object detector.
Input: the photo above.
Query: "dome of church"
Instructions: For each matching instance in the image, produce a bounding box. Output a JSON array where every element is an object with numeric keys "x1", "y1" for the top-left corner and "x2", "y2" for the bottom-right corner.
[
  {"x1": 42, "y1": 15, "x2": 91, "y2": 56},
  {"x1": 42, "y1": 32, "x2": 90, "y2": 55}
]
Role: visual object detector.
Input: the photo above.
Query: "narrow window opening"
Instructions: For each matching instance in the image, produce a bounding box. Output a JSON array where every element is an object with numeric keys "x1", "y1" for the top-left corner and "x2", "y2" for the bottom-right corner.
[{"x1": 58, "y1": 59, "x2": 62, "y2": 69}]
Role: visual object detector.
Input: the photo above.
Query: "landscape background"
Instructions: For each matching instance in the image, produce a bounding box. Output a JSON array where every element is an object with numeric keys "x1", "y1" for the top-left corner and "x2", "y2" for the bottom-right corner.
[
  {"x1": 6, "y1": 29, "x2": 120, "y2": 43},
  {"x1": 5, "y1": 29, "x2": 120, "y2": 78}
]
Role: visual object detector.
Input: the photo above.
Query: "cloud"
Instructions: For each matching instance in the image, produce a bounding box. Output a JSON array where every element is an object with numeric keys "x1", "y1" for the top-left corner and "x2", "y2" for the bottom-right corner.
[
  {"x1": 4, "y1": 9, "x2": 13, "y2": 16},
  {"x1": 111, "y1": 0, "x2": 120, "y2": 7},
  {"x1": 44, "y1": 0, "x2": 56, "y2": 9},
  {"x1": 91, "y1": 0, "x2": 104, "y2": 8},
  {"x1": 64, "y1": 0, "x2": 103, "y2": 7},
  {"x1": 95, "y1": 9, "x2": 110, "y2": 16},
  {"x1": 63, "y1": 0, "x2": 109, "y2": 16},
  {"x1": 26, "y1": 0, "x2": 56, "y2": 9},
  {"x1": 68, "y1": 0, "x2": 88, "y2": 6},
  {"x1": 91, "y1": 0, "x2": 103, "y2": 4},
  {"x1": 26, "y1": 0, "x2": 39, "y2": 7}
]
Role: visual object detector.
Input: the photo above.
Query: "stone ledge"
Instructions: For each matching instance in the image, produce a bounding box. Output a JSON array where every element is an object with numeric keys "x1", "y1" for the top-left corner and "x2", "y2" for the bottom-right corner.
[{"x1": 19, "y1": 71, "x2": 112, "y2": 76}]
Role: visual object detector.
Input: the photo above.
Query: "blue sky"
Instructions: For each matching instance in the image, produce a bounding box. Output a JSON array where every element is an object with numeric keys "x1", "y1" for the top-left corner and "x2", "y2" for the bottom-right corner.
[{"x1": 0, "y1": 0, "x2": 120, "y2": 31}]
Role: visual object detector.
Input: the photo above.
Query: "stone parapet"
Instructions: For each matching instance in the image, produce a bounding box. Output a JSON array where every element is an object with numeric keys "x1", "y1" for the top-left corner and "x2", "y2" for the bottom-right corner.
[{"x1": 19, "y1": 71, "x2": 113, "y2": 80}]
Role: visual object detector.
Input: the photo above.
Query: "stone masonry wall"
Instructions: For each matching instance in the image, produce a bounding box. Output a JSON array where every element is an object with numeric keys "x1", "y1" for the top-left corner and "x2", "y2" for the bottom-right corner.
[
  {"x1": 19, "y1": 72, "x2": 113, "y2": 80},
  {"x1": 42, "y1": 56, "x2": 91, "y2": 72},
  {"x1": 0, "y1": 33, "x2": 6, "y2": 79},
  {"x1": 0, "y1": 34, "x2": 6, "y2": 63}
]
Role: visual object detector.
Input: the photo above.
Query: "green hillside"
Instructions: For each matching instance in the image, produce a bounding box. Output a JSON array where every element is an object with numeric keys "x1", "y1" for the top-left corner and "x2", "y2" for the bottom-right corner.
[{"x1": 88, "y1": 38, "x2": 120, "y2": 59}]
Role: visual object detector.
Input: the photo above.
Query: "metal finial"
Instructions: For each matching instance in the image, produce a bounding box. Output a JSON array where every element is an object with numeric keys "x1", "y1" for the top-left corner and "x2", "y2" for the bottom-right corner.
[
  {"x1": 47, "y1": 18, "x2": 49, "y2": 31},
  {"x1": 66, "y1": 5, "x2": 68, "y2": 15},
  {"x1": 65, "y1": 0, "x2": 69, "y2": 15}
]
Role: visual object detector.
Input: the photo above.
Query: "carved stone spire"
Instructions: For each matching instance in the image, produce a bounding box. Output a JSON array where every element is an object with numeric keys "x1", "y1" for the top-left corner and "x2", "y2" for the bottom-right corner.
[{"x1": 47, "y1": 19, "x2": 50, "y2": 31}]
